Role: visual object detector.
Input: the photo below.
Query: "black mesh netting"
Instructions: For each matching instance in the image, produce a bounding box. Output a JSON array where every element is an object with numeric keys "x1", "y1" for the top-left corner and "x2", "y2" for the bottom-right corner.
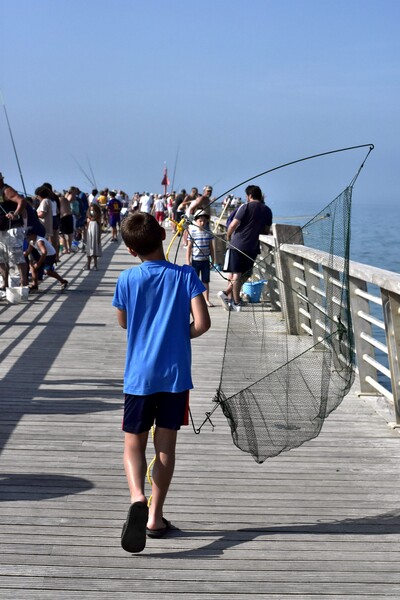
[{"x1": 214, "y1": 186, "x2": 355, "y2": 463}]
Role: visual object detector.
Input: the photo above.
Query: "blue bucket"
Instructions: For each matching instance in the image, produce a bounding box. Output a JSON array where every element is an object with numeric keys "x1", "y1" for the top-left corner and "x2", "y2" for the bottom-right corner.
[{"x1": 242, "y1": 280, "x2": 265, "y2": 303}]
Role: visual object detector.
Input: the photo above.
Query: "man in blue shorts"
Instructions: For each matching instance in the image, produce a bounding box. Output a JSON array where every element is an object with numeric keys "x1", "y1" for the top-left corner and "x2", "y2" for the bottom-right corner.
[
  {"x1": 107, "y1": 191, "x2": 122, "y2": 242},
  {"x1": 112, "y1": 212, "x2": 210, "y2": 553}
]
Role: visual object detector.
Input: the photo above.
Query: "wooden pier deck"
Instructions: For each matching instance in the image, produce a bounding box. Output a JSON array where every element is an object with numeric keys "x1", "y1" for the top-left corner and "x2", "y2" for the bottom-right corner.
[{"x1": 1, "y1": 229, "x2": 400, "y2": 599}]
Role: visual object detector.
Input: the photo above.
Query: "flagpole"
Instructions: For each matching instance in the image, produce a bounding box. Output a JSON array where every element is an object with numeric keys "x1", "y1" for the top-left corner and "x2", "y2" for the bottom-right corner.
[{"x1": 161, "y1": 162, "x2": 170, "y2": 196}]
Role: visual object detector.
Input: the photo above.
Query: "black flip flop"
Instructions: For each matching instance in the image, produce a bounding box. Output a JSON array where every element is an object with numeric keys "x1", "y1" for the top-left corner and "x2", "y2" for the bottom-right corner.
[
  {"x1": 121, "y1": 501, "x2": 149, "y2": 553},
  {"x1": 146, "y1": 517, "x2": 180, "y2": 539}
]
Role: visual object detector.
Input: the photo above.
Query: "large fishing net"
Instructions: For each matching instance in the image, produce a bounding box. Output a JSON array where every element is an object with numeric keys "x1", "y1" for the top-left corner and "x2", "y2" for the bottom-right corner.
[{"x1": 213, "y1": 185, "x2": 355, "y2": 463}]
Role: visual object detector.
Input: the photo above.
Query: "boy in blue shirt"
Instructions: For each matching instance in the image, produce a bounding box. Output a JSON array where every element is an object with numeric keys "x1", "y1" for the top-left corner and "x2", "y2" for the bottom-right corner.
[{"x1": 112, "y1": 212, "x2": 210, "y2": 553}]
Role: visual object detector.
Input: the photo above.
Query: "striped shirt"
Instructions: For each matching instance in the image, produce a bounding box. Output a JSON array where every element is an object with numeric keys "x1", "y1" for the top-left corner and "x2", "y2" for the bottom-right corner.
[{"x1": 188, "y1": 224, "x2": 213, "y2": 261}]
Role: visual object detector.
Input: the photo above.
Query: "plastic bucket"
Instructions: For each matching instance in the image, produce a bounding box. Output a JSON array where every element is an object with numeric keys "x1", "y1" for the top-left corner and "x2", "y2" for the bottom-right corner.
[
  {"x1": 6, "y1": 286, "x2": 22, "y2": 304},
  {"x1": 242, "y1": 280, "x2": 265, "y2": 303}
]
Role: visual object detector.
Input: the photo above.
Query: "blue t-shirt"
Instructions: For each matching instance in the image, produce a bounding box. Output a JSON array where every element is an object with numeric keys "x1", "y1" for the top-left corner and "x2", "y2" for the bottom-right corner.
[{"x1": 112, "y1": 260, "x2": 205, "y2": 395}]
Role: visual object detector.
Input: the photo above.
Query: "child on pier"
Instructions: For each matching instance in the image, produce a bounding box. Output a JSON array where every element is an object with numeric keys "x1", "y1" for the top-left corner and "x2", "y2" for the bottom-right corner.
[
  {"x1": 112, "y1": 212, "x2": 210, "y2": 553},
  {"x1": 186, "y1": 211, "x2": 215, "y2": 307},
  {"x1": 85, "y1": 203, "x2": 102, "y2": 270},
  {"x1": 24, "y1": 227, "x2": 68, "y2": 291}
]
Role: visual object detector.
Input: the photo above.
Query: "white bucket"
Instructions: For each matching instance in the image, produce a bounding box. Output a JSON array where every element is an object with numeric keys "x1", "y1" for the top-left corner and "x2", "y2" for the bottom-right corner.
[{"x1": 6, "y1": 286, "x2": 22, "y2": 304}]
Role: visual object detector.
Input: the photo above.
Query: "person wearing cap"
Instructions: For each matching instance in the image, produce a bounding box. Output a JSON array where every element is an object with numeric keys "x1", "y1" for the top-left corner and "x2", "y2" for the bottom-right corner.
[
  {"x1": 188, "y1": 185, "x2": 213, "y2": 217},
  {"x1": 0, "y1": 172, "x2": 28, "y2": 292},
  {"x1": 186, "y1": 211, "x2": 215, "y2": 307}
]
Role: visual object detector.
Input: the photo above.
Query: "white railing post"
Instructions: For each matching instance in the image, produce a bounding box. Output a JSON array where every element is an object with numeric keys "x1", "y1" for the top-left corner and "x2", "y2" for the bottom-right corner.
[
  {"x1": 348, "y1": 276, "x2": 379, "y2": 395},
  {"x1": 273, "y1": 224, "x2": 304, "y2": 335},
  {"x1": 302, "y1": 258, "x2": 323, "y2": 345},
  {"x1": 381, "y1": 290, "x2": 400, "y2": 423}
]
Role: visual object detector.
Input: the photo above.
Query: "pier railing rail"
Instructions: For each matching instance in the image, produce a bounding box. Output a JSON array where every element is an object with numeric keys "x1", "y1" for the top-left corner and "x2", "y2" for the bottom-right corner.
[{"x1": 212, "y1": 219, "x2": 400, "y2": 425}]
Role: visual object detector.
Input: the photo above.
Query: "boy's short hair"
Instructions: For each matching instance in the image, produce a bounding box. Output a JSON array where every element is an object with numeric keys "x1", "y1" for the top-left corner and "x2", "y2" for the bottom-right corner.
[{"x1": 121, "y1": 212, "x2": 163, "y2": 255}]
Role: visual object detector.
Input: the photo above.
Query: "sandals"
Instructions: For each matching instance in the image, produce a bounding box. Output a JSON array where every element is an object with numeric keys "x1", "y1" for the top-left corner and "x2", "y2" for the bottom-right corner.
[
  {"x1": 146, "y1": 517, "x2": 180, "y2": 539},
  {"x1": 121, "y1": 501, "x2": 149, "y2": 553}
]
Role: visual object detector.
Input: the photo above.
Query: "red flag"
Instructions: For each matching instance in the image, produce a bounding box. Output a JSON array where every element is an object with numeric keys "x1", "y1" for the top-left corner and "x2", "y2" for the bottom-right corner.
[{"x1": 161, "y1": 166, "x2": 170, "y2": 186}]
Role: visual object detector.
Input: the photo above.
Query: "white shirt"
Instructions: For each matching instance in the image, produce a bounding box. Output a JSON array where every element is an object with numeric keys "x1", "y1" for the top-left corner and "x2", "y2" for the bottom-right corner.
[
  {"x1": 140, "y1": 195, "x2": 152, "y2": 213},
  {"x1": 154, "y1": 199, "x2": 165, "y2": 212}
]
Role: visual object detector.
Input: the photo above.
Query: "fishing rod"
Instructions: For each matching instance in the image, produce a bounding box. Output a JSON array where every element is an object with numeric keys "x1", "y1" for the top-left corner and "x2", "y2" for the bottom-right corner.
[
  {"x1": 203, "y1": 143, "x2": 375, "y2": 214},
  {"x1": 0, "y1": 90, "x2": 28, "y2": 197},
  {"x1": 86, "y1": 154, "x2": 98, "y2": 189},
  {"x1": 171, "y1": 146, "x2": 179, "y2": 192},
  {"x1": 71, "y1": 154, "x2": 95, "y2": 189}
]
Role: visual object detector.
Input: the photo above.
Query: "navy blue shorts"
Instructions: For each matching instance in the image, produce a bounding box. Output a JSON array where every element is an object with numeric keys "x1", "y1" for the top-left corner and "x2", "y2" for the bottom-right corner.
[
  {"x1": 109, "y1": 214, "x2": 121, "y2": 228},
  {"x1": 123, "y1": 390, "x2": 189, "y2": 434},
  {"x1": 224, "y1": 248, "x2": 256, "y2": 275},
  {"x1": 191, "y1": 259, "x2": 211, "y2": 283}
]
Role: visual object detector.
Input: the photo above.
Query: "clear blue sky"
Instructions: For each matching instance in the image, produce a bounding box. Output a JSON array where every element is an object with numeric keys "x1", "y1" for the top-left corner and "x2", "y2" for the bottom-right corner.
[{"x1": 0, "y1": 0, "x2": 399, "y2": 216}]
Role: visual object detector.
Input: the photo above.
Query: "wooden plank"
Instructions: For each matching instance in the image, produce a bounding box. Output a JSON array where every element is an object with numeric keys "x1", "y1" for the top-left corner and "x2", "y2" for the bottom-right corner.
[{"x1": 0, "y1": 230, "x2": 400, "y2": 599}]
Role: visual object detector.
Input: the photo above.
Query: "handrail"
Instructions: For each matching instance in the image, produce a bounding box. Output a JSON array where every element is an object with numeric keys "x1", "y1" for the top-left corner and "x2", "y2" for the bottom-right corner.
[
  {"x1": 212, "y1": 217, "x2": 400, "y2": 425},
  {"x1": 269, "y1": 239, "x2": 400, "y2": 295}
]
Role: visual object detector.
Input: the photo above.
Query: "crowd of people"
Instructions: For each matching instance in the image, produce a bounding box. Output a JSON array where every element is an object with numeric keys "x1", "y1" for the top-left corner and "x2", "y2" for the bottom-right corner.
[
  {"x1": 0, "y1": 176, "x2": 215, "y2": 298},
  {"x1": 0, "y1": 171, "x2": 270, "y2": 313},
  {"x1": 0, "y1": 175, "x2": 132, "y2": 298}
]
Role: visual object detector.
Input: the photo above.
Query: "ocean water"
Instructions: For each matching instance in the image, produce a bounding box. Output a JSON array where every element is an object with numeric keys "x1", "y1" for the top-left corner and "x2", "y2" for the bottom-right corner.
[
  {"x1": 268, "y1": 198, "x2": 399, "y2": 274},
  {"x1": 350, "y1": 204, "x2": 399, "y2": 274}
]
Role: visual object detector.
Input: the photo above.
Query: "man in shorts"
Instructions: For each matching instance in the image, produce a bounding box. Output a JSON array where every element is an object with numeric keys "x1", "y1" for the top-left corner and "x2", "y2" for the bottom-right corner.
[
  {"x1": 107, "y1": 191, "x2": 122, "y2": 241},
  {"x1": 112, "y1": 212, "x2": 210, "y2": 553},
  {"x1": 218, "y1": 185, "x2": 272, "y2": 312}
]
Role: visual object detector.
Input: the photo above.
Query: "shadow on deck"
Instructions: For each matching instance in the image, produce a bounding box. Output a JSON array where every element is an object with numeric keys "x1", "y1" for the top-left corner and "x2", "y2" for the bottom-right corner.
[{"x1": 0, "y1": 228, "x2": 399, "y2": 599}]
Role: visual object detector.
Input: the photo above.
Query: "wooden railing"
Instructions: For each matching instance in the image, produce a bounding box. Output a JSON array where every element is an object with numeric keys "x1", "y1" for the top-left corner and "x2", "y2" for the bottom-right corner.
[{"x1": 212, "y1": 219, "x2": 400, "y2": 425}]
